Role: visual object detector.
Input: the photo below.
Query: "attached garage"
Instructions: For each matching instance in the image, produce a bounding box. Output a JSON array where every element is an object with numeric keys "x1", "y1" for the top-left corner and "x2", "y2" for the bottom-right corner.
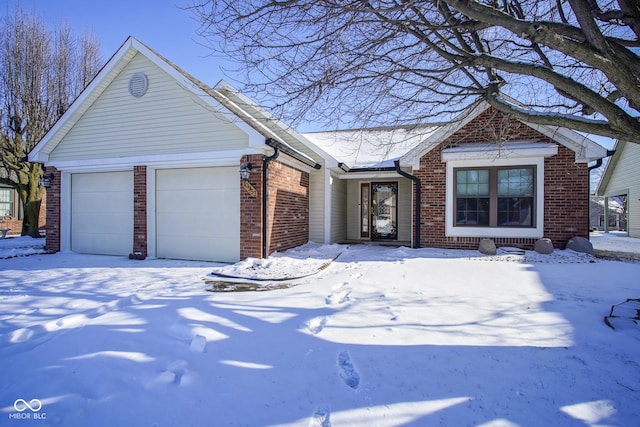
[
  {"x1": 155, "y1": 167, "x2": 240, "y2": 262},
  {"x1": 71, "y1": 171, "x2": 133, "y2": 256}
]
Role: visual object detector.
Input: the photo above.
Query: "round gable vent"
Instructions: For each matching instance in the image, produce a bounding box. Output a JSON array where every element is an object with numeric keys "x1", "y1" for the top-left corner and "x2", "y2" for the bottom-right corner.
[{"x1": 128, "y1": 72, "x2": 148, "y2": 97}]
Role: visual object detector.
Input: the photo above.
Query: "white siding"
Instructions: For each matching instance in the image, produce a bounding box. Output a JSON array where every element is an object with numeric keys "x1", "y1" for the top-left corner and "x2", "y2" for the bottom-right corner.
[
  {"x1": 397, "y1": 179, "x2": 413, "y2": 242},
  {"x1": 309, "y1": 169, "x2": 326, "y2": 243},
  {"x1": 49, "y1": 53, "x2": 248, "y2": 162},
  {"x1": 346, "y1": 180, "x2": 361, "y2": 241},
  {"x1": 601, "y1": 142, "x2": 640, "y2": 238},
  {"x1": 331, "y1": 176, "x2": 348, "y2": 243}
]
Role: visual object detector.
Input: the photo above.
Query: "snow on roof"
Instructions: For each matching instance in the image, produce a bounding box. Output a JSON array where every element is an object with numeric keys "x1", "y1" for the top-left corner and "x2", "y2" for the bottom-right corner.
[{"x1": 302, "y1": 125, "x2": 440, "y2": 168}]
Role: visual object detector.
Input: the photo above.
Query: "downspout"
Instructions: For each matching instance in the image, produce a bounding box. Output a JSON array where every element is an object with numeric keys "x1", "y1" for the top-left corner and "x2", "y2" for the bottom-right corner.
[
  {"x1": 588, "y1": 150, "x2": 616, "y2": 171},
  {"x1": 394, "y1": 160, "x2": 421, "y2": 249},
  {"x1": 263, "y1": 139, "x2": 280, "y2": 258}
]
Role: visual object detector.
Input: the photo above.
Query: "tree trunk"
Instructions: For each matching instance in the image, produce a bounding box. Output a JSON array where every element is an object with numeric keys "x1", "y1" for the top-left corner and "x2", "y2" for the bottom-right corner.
[
  {"x1": 22, "y1": 199, "x2": 42, "y2": 237},
  {"x1": 19, "y1": 163, "x2": 45, "y2": 237}
]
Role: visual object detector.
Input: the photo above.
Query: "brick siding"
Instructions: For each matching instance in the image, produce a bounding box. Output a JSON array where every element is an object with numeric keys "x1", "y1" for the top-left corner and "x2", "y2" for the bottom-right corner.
[
  {"x1": 1, "y1": 190, "x2": 47, "y2": 237},
  {"x1": 266, "y1": 160, "x2": 310, "y2": 254},
  {"x1": 417, "y1": 108, "x2": 590, "y2": 250},
  {"x1": 132, "y1": 166, "x2": 147, "y2": 258},
  {"x1": 44, "y1": 167, "x2": 61, "y2": 252},
  {"x1": 240, "y1": 154, "x2": 265, "y2": 259},
  {"x1": 239, "y1": 155, "x2": 310, "y2": 259}
]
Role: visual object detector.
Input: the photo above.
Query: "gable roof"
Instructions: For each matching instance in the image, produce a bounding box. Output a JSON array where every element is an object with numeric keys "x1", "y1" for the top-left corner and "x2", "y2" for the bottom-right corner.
[
  {"x1": 596, "y1": 139, "x2": 633, "y2": 195},
  {"x1": 400, "y1": 100, "x2": 609, "y2": 167},
  {"x1": 30, "y1": 37, "x2": 608, "y2": 170},
  {"x1": 303, "y1": 124, "x2": 440, "y2": 169},
  {"x1": 29, "y1": 37, "x2": 333, "y2": 167}
]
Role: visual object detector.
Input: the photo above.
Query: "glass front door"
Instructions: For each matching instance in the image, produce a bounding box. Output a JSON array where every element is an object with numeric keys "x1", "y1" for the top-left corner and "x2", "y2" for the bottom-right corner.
[{"x1": 370, "y1": 182, "x2": 398, "y2": 240}]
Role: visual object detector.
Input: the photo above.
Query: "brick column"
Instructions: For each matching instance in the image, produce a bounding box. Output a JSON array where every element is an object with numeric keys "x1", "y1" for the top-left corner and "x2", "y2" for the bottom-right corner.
[
  {"x1": 44, "y1": 167, "x2": 61, "y2": 253},
  {"x1": 240, "y1": 154, "x2": 264, "y2": 259},
  {"x1": 131, "y1": 166, "x2": 148, "y2": 259}
]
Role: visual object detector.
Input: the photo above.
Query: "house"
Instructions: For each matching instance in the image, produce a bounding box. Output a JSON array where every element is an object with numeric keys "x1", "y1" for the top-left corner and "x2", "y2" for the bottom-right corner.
[
  {"x1": 596, "y1": 140, "x2": 639, "y2": 238},
  {"x1": 0, "y1": 184, "x2": 21, "y2": 234},
  {"x1": 589, "y1": 196, "x2": 626, "y2": 231},
  {"x1": 0, "y1": 175, "x2": 46, "y2": 237},
  {"x1": 29, "y1": 37, "x2": 608, "y2": 262}
]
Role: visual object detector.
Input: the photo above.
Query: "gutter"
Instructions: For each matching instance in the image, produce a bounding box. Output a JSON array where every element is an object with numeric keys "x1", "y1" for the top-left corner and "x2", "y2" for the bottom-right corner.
[
  {"x1": 588, "y1": 149, "x2": 616, "y2": 171},
  {"x1": 338, "y1": 162, "x2": 396, "y2": 173},
  {"x1": 267, "y1": 138, "x2": 321, "y2": 170},
  {"x1": 394, "y1": 160, "x2": 421, "y2": 249}
]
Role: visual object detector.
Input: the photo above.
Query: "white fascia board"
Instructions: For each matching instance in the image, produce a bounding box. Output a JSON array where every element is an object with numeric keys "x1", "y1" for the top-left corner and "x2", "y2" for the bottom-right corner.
[
  {"x1": 29, "y1": 38, "x2": 138, "y2": 163},
  {"x1": 46, "y1": 149, "x2": 264, "y2": 172},
  {"x1": 441, "y1": 144, "x2": 557, "y2": 161},
  {"x1": 524, "y1": 123, "x2": 608, "y2": 162}
]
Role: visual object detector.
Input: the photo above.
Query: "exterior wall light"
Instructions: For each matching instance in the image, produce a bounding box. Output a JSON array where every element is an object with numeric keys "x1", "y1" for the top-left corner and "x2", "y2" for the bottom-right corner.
[
  {"x1": 39, "y1": 173, "x2": 55, "y2": 188},
  {"x1": 239, "y1": 163, "x2": 252, "y2": 181}
]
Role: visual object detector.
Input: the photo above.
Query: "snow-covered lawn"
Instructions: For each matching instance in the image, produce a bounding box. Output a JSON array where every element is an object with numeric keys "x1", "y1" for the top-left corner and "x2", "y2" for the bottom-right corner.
[{"x1": 1, "y1": 237, "x2": 639, "y2": 426}]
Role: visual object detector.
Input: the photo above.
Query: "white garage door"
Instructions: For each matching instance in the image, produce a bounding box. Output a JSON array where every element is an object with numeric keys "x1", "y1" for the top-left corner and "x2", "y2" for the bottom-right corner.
[
  {"x1": 71, "y1": 171, "x2": 133, "y2": 256},
  {"x1": 156, "y1": 167, "x2": 240, "y2": 262}
]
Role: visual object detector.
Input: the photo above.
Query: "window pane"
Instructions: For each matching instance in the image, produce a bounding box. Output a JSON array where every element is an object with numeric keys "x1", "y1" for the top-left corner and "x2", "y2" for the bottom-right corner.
[
  {"x1": 456, "y1": 197, "x2": 490, "y2": 225},
  {"x1": 0, "y1": 189, "x2": 11, "y2": 203},
  {"x1": 497, "y1": 168, "x2": 533, "y2": 197},
  {"x1": 498, "y1": 197, "x2": 533, "y2": 226},
  {"x1": 0, "y1": 189, "x2": 12, "y2": 218},
  {"x1": 457, "y1": 169, "x2": 489, "y2": 197}
]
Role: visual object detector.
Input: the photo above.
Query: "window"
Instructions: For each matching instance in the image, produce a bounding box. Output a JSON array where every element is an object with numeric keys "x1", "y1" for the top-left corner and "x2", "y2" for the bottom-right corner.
[
  {"x1": 0, "y1": 188, "x2": 14, "y2": 218},
  {"x1": 455, "y1": 166, "x2": 535, "y2": 228}
]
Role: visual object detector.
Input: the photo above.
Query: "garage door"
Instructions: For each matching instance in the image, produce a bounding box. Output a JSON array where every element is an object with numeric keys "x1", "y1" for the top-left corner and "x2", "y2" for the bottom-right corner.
[
  {"x1": 71, "y1": 171, "x2": 133, "y2": 256},
  {"x1": 156, "y1": 167, "x2": 240, "y2": 262}
]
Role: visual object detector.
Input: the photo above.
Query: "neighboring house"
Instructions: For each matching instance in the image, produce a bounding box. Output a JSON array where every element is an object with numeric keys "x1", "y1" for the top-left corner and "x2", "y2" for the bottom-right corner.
[
  {"x1": 0, "y1": 177, "x2": 46, "y2": 236},
  {"x1": 597, "y1": 140, "x2": 639, "y2": 238},
  {"x1": 0, "y1": 185, "x2": 21, "y2": 233},
  {"x1": 589, "y1": 196, "x2": 626, "y2": 231},
  {"x1": 29, "y1": 37, "x2": 608, "y2": 262}
]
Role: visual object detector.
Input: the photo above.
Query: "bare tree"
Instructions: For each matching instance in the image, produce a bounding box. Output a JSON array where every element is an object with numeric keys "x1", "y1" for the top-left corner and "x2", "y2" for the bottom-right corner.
[
  {"x1": 0, "y1": 6, "x2": 101, "y2": 237},
  {"x1": 188, "y1": 0, "x2": 640, "y2": 142}
]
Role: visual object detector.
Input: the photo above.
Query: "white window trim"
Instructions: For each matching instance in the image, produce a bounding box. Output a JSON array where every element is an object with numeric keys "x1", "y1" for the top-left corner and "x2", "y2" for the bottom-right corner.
[{"x1": 445, "y1": 157, "x2": 545, "y2": 239}]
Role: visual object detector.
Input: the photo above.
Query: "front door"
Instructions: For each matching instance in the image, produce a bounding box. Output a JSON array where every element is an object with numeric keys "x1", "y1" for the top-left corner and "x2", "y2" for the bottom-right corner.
[{"x1": 370, "y1": 182, "x2": 398, "y2": 240}]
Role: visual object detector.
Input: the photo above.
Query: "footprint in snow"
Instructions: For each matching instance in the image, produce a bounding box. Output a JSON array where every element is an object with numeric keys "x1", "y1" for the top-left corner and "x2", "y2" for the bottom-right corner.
[
  {"x1": 304, "y1": 316, "x2": 327, "y2": 335},
  {"x1": 310, "y1": 406, "x2": 331, "y2": 427},
  {"x1": 148, "y1": 360, "x2": 188, "y2": 388},
  {"x1": 325, "y1": 290, "x2": 352, "y2": 305},
  {"x1": 337, "y1": 351, "x2": 360, "y2": 389}
]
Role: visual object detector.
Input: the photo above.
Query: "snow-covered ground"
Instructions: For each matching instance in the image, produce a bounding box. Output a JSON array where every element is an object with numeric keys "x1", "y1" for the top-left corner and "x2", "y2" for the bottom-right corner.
[{"x1": 1, "y1": 235, "x2": 639, "y2": 426}]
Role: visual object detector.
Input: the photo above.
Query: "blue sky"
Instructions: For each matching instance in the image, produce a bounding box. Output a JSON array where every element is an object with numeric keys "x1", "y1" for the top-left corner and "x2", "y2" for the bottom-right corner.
[
  {"x1": 2, "y1": 0, "x2": 232, "y2": 87},
  {"x1": 1, "y1": 0, "x2": 616, "y2": 150}
]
